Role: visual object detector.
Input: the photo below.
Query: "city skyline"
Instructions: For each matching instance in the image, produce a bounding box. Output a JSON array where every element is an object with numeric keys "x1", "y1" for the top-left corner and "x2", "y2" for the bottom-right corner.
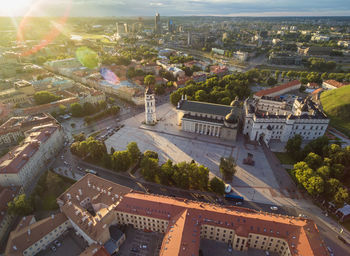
[{"x1": 1, "y1": 0, "x2": 350, "y2": 17}]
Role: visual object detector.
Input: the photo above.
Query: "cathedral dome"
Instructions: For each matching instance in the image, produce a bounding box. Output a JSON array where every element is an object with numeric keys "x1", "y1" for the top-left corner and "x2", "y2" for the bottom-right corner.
[
  {"x1": 225, "y1": 109, "x2": 238, "y2": 124},
  {"x1": 230, "y1": 96, "x2": 240, "y2": 107}
]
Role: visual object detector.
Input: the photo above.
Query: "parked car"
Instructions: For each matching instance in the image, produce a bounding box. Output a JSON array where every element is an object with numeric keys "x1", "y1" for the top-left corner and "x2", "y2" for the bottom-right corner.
[
  {"x1": 131, "y1": 247, "x2": 139, "y2": 252},
  {"x1": 54, "y1": 240, "x2": 61, "y2": 247},
  {"x1": 327, "y1": 246, "x2": 334, "y2": 256},
  {"x1": 51, "y1": 246, "x2": 56, "y2": 252},
  {"x1": 338, "y1": 235, "x2": 348, "y2": 244},
  {"x1": 140, "y1": 244, "x2": 147, "y2": 249},
  {"x1": 270, "y1": 206, "x2": 278, "y2": 211}
]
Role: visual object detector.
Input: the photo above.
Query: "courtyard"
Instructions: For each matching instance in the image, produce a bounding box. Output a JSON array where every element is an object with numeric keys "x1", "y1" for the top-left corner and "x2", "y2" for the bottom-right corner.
[{"x1": 105, "y1": 103, "x2": 303, "y2": 206}]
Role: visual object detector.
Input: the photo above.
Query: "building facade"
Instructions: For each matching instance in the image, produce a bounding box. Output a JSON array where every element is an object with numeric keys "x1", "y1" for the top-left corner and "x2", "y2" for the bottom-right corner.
[
  {"x1": 243, "y1": 97, "x2": 329, "y2": 144},
  {"x1": 176, "y1": 97, "x2": 242, "y2": 141},
  {"x1": 50, "y1": 174, "x2": 329, "y2": 256},
  {"x1": 0, "y1": 124, "x2": 64, "y2": 190}
]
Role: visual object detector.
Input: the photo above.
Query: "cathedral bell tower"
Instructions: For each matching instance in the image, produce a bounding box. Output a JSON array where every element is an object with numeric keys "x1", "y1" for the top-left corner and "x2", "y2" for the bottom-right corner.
[{"x1": 145, "y1": 87, "x2": 156, "y2": 124}]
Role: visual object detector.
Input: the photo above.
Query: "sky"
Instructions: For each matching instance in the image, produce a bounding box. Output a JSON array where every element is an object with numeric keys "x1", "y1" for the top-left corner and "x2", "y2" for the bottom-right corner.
[{"x1": 1, "y1": 0, "x2": 350, "y2": 17}]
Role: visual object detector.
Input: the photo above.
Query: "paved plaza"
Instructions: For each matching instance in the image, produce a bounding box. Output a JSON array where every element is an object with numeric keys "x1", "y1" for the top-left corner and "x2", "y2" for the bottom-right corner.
[{"x1": 105, "y1": 103, "x2": 304, "y2": 206}]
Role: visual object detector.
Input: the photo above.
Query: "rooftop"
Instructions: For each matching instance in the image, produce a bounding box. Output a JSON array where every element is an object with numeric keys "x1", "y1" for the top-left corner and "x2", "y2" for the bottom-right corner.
[
  {"x1": 255, "y1": 80, "x2": 301, "y2": 97},
  {"x1": 59, "y1": 174, "x2": 329, "y2": 256},
  {"x1": 0, "y1": 124, "x2": 60, "y2": 174},
  {"x1": 5, "y1": 213, "x2": 68, "y2": 256},
  {"x1": 177, "y1": 100, "x2": 232, "y2": 116}
]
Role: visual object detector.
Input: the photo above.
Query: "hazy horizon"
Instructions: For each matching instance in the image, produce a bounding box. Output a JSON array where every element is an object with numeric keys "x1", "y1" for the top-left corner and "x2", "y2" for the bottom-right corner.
[{"x1": 1, "y1": 0, "x2": 349, "y2": 17}]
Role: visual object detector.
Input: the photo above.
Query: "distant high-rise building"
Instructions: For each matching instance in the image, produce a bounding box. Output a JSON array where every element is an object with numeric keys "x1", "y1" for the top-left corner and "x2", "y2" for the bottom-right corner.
[
  {"x1": 168, "y1": 19, "x2": 173, "y2": 33},
  {"x1": 124, "y1": 23, "x2": 129, "y2": 33},
  {"x1": 187, "y1": 31, "x2": 192, "y2": 46},
  {"x1": 155, "y1": 13, "x2": 161, "y2": 33}
]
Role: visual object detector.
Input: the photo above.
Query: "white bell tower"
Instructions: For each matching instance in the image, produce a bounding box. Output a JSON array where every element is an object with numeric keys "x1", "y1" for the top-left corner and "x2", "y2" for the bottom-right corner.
[{"x1": 145, "y1": 87, "x2": 156, "y2": 124}]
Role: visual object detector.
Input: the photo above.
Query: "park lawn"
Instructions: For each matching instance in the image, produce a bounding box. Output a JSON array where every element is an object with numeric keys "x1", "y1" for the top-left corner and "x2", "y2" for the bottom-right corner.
[
  {"x1": 320, "y1": 85, "x2": 350, "y2": 137},
  {"x1": 274, "y1": 152, "x2": 297, "y2": 165}
]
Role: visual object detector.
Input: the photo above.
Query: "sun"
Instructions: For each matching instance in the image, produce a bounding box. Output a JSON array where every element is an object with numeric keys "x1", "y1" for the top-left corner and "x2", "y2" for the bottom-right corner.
[{"x1": 0, "y1": 0, "x2": 33, "y2": 15}]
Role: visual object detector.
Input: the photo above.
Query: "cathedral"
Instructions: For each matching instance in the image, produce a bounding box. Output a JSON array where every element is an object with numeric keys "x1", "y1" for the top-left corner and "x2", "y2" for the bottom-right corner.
[{"x1": 176, "y1": 96, "x2": 242, "y2": 141}]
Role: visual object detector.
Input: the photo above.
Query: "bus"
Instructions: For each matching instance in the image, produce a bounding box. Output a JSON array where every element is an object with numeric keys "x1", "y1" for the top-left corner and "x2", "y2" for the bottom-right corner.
[
  {"x1": 85, "y1": 169, "x2": 98, "y2": 175},
  {"x1": 224, "y1": 194, "x2": 244, "y2": 203}
]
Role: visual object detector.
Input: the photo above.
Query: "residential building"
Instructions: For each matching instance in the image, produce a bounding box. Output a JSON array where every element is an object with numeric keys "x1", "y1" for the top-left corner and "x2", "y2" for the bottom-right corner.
[
  {"x1": 243, "y1": 97, "x2": 329, "y2": 144},
  {"x1": 0, "y1": 113, "x2": 57, "y2": 146},
  {"x1": 298, "y1": 46, "x2": 332, "y2": 56},
  {"x1": 52, "y1": 174, "x2": 329, "y2": 256},
  {"x1": 268, "y1": 52, "x2": 302, "y2": 66},
  {"x1": 5, "y1": 213, "x2": 71, "y2": 256},
  {"x1": 0, "y1": 186, "x2": 21, "y2": 243},
  {"x1": 254, "y1": 80, "x2": 301, "y2": 99},
  {"x1": 322, "y1": 80, "x2": 349, "y2": 90},
  {"x1": 176, "y1": 97, "x2": 241, "y2": 141},
  {"x1": 0, "y1": 124, "x2": 64, "y2": 190},
  {"x1": 211, "y1": 48, "x2": 225, "y2": 55},
  {"x1": 210, "y1": 66, "x2": 229, "y2": 78},
  {"x1": 311, "y1": 35, "x2": 330, "y2": 42},
  {"x1": 192, "y1": 71, "x2": 208, "y2": 83},
  {"x1": 0, "y1": 80, "x2": 35, "y2": 105},
  {"x1": 233, "y1": 51, "x2": 249, "y2": 62}
]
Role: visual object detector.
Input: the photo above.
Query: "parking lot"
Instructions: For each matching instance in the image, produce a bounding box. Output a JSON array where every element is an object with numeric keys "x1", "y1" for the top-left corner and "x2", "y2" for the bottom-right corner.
[
  {"x1": 118, "y1": 227, "x2": 163, "y2": 256},
  {"x1": 200, "y1": 239, "x2": 279, "y2": 256},
  {"x1": 37, "y1": 229, "x2": 87, "y2": 256}
]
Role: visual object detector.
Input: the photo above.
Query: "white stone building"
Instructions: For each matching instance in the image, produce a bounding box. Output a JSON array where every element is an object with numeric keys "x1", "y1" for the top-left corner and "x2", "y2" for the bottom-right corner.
[
  {"x1": 176, "y1": 97, "x2": 241, "y2": 141},
  {"x1": 243, "y1": 97, "x2": 329, "y2": 145},
  {"x1": 145, "y1": 87, "x2": 156, "y2": 125},
  {"x1": 0, "y1": 124, "x2": 64, "y2": 190}
]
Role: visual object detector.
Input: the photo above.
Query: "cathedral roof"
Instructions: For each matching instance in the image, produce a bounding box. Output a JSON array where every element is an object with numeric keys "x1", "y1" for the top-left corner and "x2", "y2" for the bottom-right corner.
[{"x1": 225, "y1": 109, "x2": 238, "y2": 124}]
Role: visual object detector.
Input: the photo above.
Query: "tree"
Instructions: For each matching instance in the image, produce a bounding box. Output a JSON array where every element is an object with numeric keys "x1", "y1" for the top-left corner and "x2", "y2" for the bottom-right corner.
[
  {"x1": 304, "y1": 152, "x2": 323, "y2": 170},
  {"x1": 172, "y1": 167, "x2": 190, "y2": 189},
  {"x1": 144, "y1": 75, "x2": 156, "y2": 86},
  {"x1": 140, "y1": 157, "x2": 159, "y2": 181},
  {"x1": 70, "y1": 103, "x2": 84, "y2": 117},
  {"x1": 127, "y1": 142, "x2": 141, "y2": 164},
  {"x1": 266, "y1": 77, "x2": 277, "y2": 86},
  {"x1": 159, "y1": 160, "x2": 175, "y2": 185},
  {"x1": 195, "y1": 90, "x2": 208, "y2": 101},
  {"x1": 334, "y1": 187, "x2": 349, "y2": 206},
  {"x1": 332, "y1": 164, "x2": 345, "y2": 179},
  {"x1": 326, "y1": 178, "x2": 341, "y2": 196},
  {"x1": 155, "y1": 84, "x2": 165, "y2": 95},
  {"x1": 144, "y1": 150, "x2": 158, "y2": 159},
  {"x1": 316, "y1": 166, "x2": 331, "y2": 180},
  {"x1": 73, "y1": 133, "x2": 86, "y2": 142},
  {"x1": 34, "y1": 91, "x2": 61, "y2": 105},
  {"x1": 285, "y1": 135, "x2": 302, "y2": 158},
  {"x1": 8, "y1": 194, "x2": 33, "y2": 216},
  {"x1": 112, "y1": 151, "x2": 131, "y2": 172},
  {"x1": 83, "y1": 102, "x2": 95, "y2": 115},
  {"x1": 58, "y1": 104, "x2": 67, "y2": 115},
  {"x1": 304, "y1": 176, "x2": 324, "y2": 196},
  {"x1": 219, "y1": 156, "x2": 237, "y2": 181},
  {"x1": 210, "y1": 177, "x2": 225, "y2": 195}
]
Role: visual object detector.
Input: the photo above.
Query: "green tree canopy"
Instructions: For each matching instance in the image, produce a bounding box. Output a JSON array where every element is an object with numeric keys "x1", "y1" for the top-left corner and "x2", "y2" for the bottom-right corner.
[
  {"x1": 144, "y1": 75, "x2": 156, "y2": 86},
  {"x1": 34, "y1": 91, "x2": 61, "y2": 105},
  {"x1": 210, "y1": 177, "x2": 225, "y2": 195},
  {"x1": 8, "y1": 194, "x2": 33, "y2": 216},
  {"x1": 127, "y1": 142, "x2": 141, "y2": 164}
]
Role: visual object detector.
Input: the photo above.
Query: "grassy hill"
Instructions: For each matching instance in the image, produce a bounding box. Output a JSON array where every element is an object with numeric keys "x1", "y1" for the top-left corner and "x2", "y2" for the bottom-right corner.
[{"x1": 320, "y1": 85, "x2": 350, "y2": 136}]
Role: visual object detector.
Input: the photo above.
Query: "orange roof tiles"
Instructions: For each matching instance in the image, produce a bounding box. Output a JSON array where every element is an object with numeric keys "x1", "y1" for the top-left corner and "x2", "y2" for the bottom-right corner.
[
  {"x1": 255, "y1": 80, "x2": 301, "y2": 97},
  {"x1": 0, "y1": 124, "x2": 60, "y2": 174},
  {"x1": 5, "y1": 213, "x2": 68, "y2": 256},
  {"x1": 59, "y1": 174, "x2": 329, "y2": 256},
  {"x1": 323, "y1": 80, "x2": 346, "y2": 88}
]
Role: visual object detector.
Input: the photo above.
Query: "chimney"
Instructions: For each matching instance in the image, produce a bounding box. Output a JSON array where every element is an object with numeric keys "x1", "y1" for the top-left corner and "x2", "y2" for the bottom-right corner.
[
  {"x1": 27, "y1": 229, "x2": 31, "y2": 236},
  {"x1": 78, "y1": 189, "x2": 82, "y2": 196}
]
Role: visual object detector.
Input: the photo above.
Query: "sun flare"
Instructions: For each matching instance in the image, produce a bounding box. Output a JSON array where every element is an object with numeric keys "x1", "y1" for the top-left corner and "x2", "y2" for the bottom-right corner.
[{"x1": 0, "y1": 0, "x2": 32, "y2": 15}]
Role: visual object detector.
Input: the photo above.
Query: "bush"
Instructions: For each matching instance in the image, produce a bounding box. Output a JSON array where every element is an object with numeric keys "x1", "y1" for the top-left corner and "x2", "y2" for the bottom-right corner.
[{"x1": 210, "y1": 177, "x2": 225, "y2": 195}]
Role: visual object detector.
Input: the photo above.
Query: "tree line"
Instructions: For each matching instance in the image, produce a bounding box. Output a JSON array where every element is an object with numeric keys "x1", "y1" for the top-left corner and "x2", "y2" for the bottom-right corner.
[
  {"x1": 70, "y1": 139, "x2": 226, "y2": 195},
  {"x1": 286, "y1": 135, "x2": 350, "y2": 206}
]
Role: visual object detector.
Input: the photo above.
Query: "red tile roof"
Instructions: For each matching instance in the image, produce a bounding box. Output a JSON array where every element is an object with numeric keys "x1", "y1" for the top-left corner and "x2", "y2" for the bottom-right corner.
[
  {"x1": 323, "y1": 80, "x2": 346, "y2": 89},
  {"x1": 0, "y1": 124, "x2": 60, "y2": 174},
  {"x1": 255, "y1": 80, "x2": 301, "y2": 97}
]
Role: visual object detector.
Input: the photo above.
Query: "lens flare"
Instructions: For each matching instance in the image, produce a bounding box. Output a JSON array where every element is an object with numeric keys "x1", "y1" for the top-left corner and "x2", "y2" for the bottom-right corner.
[
  {"x1": 100, "y1": 68, "x2": 120, "y2": 85},
  {"x1": 17, "y1": 0, "x2": 71, "y2": 57},
  {"x1": 76, "y1": 47, "x2": 99, "y2": 69}
]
